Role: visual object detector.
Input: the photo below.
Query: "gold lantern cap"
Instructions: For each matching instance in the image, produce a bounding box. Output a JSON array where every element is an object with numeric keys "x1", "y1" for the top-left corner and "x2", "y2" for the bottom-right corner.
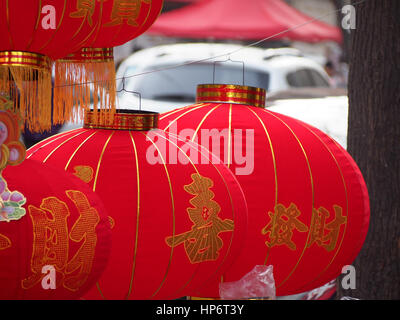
[
  {"x1": 84, "y1": 109, "x2": 159, "y2": 131},
  {"x1": 196, "y1": 84, "x2": 266, "y2": 108}
]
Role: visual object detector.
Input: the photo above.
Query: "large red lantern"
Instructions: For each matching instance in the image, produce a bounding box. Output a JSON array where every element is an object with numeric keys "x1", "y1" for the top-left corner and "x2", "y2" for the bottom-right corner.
[
  {"x1": 54, "y1": 0, "x2": 164, "y2": 121},
  {"x1": 26, "y1": 110, "x2": 247, "y2": 299},
  {"x1": 159, "y1": 84, "x2": 370, "y2": 297},
  {"x1": 0, "y1": 159, "x2": 112, "y2": 299},
  {"x1": 0, "y1": 1, "x2": 104, "y2": 131}
]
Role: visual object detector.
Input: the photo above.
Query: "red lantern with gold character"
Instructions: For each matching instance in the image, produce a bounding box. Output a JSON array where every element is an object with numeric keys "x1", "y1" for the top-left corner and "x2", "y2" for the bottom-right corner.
[
  {"x1": 0, "y1": 159, "x2": 112, "y2": 299},
  {"x1": 0, "y1": 1, "x2": 104, "y2": 132},
  {"x1": 159, "y1": 84, "x2": 370, "y2": 297},
  {"x1": 26, "y1": 110, "x2": 247, "y2": 299},
  {"x1": 54, "y1": 0, "x2": 164, "y2": 122}
]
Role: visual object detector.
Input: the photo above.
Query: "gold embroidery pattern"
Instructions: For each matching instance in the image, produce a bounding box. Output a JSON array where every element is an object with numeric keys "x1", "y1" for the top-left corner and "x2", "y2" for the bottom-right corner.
[
  {"x1": 64, "y1": 190, "x2": 100, "y2": 290},
  {"x1": 104, "y1": 0, "x2": 151, "y2": 27},
  {"x1": 262, "y1": 203, "x2": 347, "y2": 252},
  {"x1": 108, "y1": 216, "x2": 115, "y2": 229},
  {"x1": 22, "y1": 190, "x2": 100, "y2": 291},
  {"x1": 262, "y1": 203, "x2": 308, "y2": 251},
  {"x1": 0, "y1": 234, "x2": 11, "y2": 250},
  {"x1": 165, "y1": 174, "x2": 234, "y2": 264},
  {"x1": 73, "y1": 165, "x2": 94, "y2": 183},
  {"x1": 307, "y1": 206, "x2": 347, "y2": 252},
  {"x1": 69, "y1": 0, "x2": 99, "y2": 26}
]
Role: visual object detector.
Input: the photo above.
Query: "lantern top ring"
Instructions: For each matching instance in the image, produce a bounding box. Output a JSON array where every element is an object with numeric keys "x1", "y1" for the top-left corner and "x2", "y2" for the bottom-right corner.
[
  {"x1": 0, "y1": 51, "x2": 51, "y2": 71},
  {"x1": 196, "y1": 84, "x2": 267, "y2": 108},
  {"x1": 84, "y1": 109, "x2": 159, "y2": 131}
]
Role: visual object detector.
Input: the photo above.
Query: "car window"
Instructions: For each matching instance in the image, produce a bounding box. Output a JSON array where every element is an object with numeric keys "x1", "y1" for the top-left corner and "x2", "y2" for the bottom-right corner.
[
  {"x1": 287, "y1": 68, "x2": 329, "y2": 88},
  {"x1": 287, "y1": 69, "x2": 313, "y2": 87},
  {"x1": 308, "y1": 69, "x2": 330, "y2": 87},
  {"x1": 125, "y1": 63, "x2": 269, "y2": 102}
]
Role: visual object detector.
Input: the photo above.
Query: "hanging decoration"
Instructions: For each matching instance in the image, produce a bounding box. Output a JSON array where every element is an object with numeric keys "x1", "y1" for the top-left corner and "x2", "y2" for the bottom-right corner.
[
  {"x1": 0, "y1": 159, "x2": 112, "y2": 299},
  {"x1": 0, "y1": 95, "x2": 26, "y2": 171},
  {"x1": 0, "y1": 95, "x2": 26, "y2": 227},
  {"x1": 158, "y1": 84, "x2": 370, "y2": 297},
  {"x1": 54, "y1": 0, "x2": 164, "y2": 125},
  {"x1": 26, "y1": 109, "x2": 247, "y2": 299},
  {"x1": 0, "y1": 1, "x2": 104, "y2": 132}
]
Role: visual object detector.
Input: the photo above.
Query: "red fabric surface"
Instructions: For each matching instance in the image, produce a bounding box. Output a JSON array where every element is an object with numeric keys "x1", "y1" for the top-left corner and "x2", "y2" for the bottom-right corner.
[
  {"x1": 26, "y1": 127, "x2": 247, "y2": 299},
  {"x1": 159, "y1": 103, "x2": 370, "y2": 297},
  {"x1": 0, "y1": 1, "x2": 103, "y2": 60},
  {"x1": 87, "y1": 0, "x2": 164, "y2": 48},
  {"x1": 0, "y1": 159, "x2": 111, "y2": 299},
  {"x1": 147, "y1": 0, "x2": 342, "y2": 43}
]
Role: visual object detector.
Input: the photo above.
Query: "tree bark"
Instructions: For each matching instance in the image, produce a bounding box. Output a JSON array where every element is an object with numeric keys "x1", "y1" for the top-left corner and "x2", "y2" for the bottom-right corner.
[{"x1": 337, "y1": 0, "x2": 400, "y2": 299}]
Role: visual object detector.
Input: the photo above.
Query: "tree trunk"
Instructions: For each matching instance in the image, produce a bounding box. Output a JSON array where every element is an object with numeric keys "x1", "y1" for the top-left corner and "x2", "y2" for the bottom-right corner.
[{"x1": 337, "y1": 0, "x2": 400, "y2": 299}]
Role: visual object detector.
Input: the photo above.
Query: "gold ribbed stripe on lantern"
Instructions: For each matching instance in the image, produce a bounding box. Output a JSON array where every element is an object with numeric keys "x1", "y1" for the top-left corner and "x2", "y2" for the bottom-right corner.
[
  {"x1": 84, "y1": 110, "x2": 159, "y2": 131},
  {"x1": 62, "y1": 48, "x2": 114, "y2": 63},
  {"x1": 54, "y1": 47, "x2": 116, "y2": 127},
  {"x1": 0, "y1": 51, "x2": 51, "y2": 69},
  {"x1": 0, "y1": 51, "x2": 52, "y2": 132},
  {"x1": 196, "y1": 84, "x2": 266, "y2": 108}
]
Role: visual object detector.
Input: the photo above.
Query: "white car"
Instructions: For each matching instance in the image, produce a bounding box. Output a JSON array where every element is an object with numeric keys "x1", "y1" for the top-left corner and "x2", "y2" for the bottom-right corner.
[
  {"x1": 114, "y1": 43, "x2": 332, "y2": 112},
  {"x1": 47, "y1": 43, "x2": 348, "y2": 151}
]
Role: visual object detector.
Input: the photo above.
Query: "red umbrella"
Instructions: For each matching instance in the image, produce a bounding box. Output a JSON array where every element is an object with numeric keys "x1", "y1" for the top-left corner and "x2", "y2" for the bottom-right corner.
[{"x1": 147, "y1": 0, "x2": 342, "y2": 43}]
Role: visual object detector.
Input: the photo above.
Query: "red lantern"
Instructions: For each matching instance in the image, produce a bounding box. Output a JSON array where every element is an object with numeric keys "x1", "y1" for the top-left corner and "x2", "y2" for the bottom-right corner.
[
  {"x1": 54, "y1": 0, "x2": 164, "y2": 121},
  {"x1": 0, "y1": 159, "x2": 112, "y2": 299},
  {"x1": 0, "y1": 1, "x2": 103, "y2": 131},
  {"x1": 26, "y1": 110, "x2": 247, "y2": 299},
  {"x1": 159, "y1": 84, "x2": 370, "y2": 297}
]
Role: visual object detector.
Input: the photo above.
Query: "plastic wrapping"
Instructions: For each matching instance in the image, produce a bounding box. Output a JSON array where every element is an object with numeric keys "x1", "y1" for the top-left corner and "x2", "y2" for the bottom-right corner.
[
  {"x1": 219, "y1": 265, "x2": 276, "y2": 300},
  {"x1": 340, "y1": 296, "x2": 360, "y2": 300},
  {"x1": 302, "y1": 280, "x2": 337, "y2": 300}
]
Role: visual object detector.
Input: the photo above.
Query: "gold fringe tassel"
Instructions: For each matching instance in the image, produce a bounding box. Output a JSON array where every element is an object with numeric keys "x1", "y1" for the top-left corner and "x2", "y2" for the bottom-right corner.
[
  {"x1": 53, "y1": 51, "x2": 116, "y2": 126},
  {"x1": 0, "y1": 65, "x2": 52, "y2": 132}
]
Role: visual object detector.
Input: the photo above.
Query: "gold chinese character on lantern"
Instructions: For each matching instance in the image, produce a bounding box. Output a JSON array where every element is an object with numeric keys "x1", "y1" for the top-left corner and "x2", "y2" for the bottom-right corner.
[
  {"x1": 307, "y1": 205, "x2": 347, "y2": 252},
  {"x1": 262, "y1": 203, "x2": 308, "y2": 250},
  {"x1": 0, "y1": 234, "x2": 11, "y2": 251},
  {"x1": 22, "y1": 190, "x2": 100, "y2": 291},
  {"x1": 104, "y1": 0, "x2": 151, "y2": 27},
  {"x1": 70, "y1": 0, "x2": 101, "y2": 26},
  {"x1": 165, "y1": 173, "x2": 234, "y2": 264},
  {"x1": 73, "y1": 165, "x2": 94, "y2": 183}
]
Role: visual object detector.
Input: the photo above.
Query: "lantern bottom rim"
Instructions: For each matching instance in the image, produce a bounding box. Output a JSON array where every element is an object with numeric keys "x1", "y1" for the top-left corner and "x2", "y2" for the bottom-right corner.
[{"x1": 0, "y1": 51, "x2": 51, "y2": 71}]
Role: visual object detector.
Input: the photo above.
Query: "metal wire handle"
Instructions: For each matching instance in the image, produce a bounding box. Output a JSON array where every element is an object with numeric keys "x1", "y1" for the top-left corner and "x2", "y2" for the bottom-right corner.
[
  {"x1": 117, "y1": 76, "x2": 142, "y2": 111},
  {"x1": 212, "y1": 56, "x2": 245, "y2": 86}
]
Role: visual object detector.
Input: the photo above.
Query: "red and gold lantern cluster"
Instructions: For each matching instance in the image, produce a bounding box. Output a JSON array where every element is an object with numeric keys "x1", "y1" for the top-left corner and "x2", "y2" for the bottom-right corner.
[
  {"x1": 0, "y1": 1, "x2": 100, "y2": 131},
  {"x1": 0, "y1": 0, "x2": 164, "y2": 132},
  {"x1": 159, "y1": 84, "x2": 370, "y2": 297},
  {"x1": 0, "y1": 95, "x2": 111, "y2": 300},
  {"x1": 27, "y1": 110, "x2": 248, "y2": 299},
  {"x1": 54, "y1": 0, "x2": 164, "y2": 124}
]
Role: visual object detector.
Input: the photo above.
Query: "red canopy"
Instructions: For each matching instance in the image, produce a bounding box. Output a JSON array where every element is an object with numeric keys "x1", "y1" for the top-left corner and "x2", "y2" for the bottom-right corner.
[{"x1": 147, "y1": 0, "x2": 342, "y2": 43}]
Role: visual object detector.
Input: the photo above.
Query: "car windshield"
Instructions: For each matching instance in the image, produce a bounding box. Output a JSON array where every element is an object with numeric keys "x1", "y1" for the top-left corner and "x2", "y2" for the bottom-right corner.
[{"x1": 122, "y1": 63, "x2": 270, "y2": 102}]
